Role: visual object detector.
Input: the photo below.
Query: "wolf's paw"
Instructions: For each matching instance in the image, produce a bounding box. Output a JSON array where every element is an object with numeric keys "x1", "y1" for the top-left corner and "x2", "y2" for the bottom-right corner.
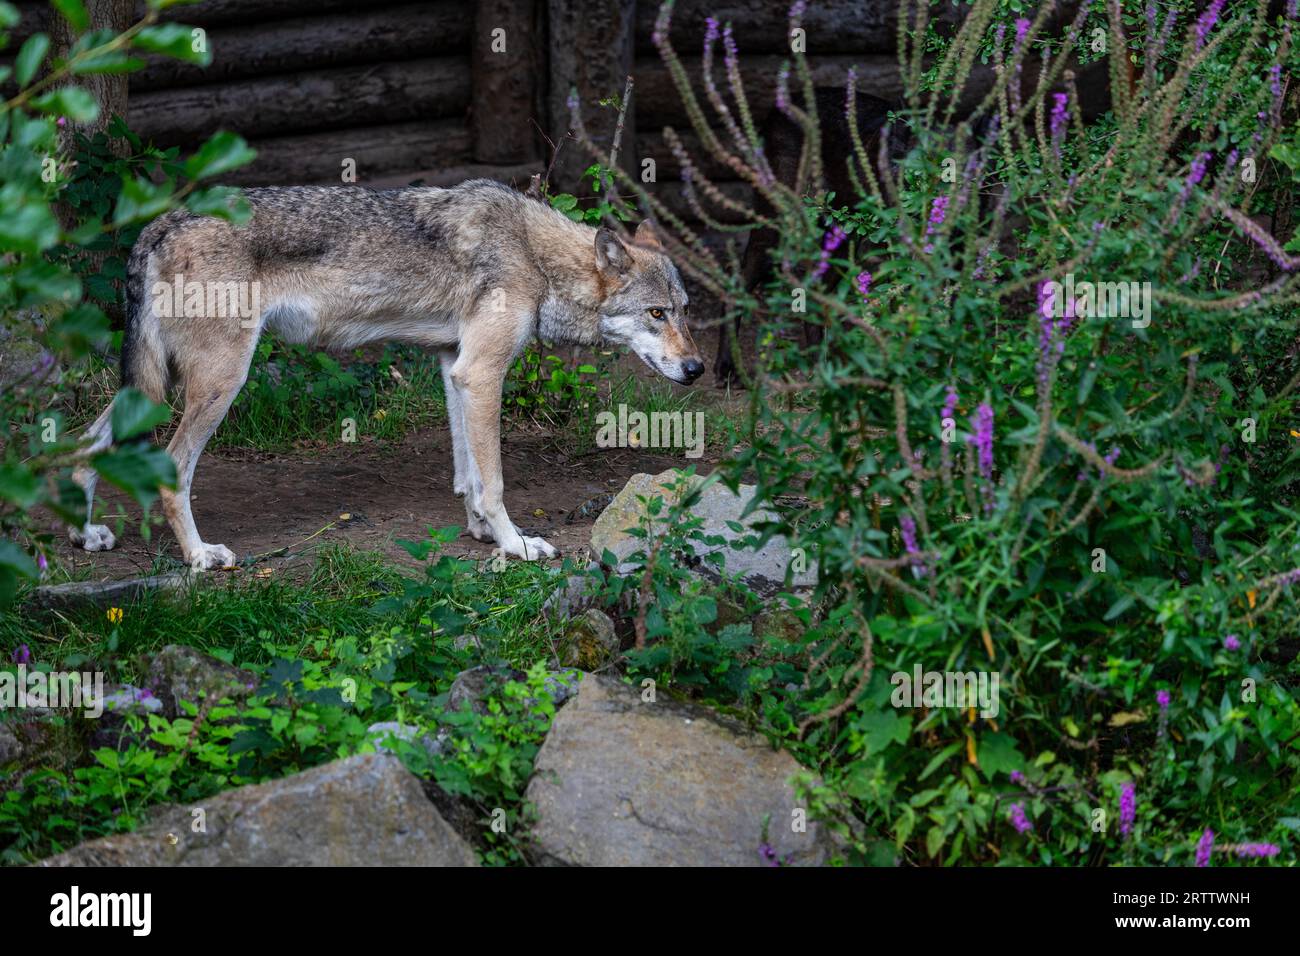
[
  {"x1": 506, "y1": 536, "x2": 558, "y2": 561},
  {"x1": 188, "y1": 543, "x2": 237, "y2": 572},
  {"x1": 70, "y1": 524, "x2": 117, "y2": 552}
]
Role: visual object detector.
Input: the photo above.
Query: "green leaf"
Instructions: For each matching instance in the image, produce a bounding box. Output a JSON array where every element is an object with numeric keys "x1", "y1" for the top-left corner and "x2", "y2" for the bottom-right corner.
[
  {"x1": 0, "y1": 540, "x2": 40, "y2": 608},
  {"x1": 183, "y1": 131, "x2": 256, "y2": 180},
  {"x1": 976, "y1": 732, "x2": 1025, "y2": 780},
  {"x1": 185, "y1": 185, "x2": 251, "y2": 221},
  {"x1": 110, "y1": 387, "x2": 172, "y2": 441},
  {"x1": 925, "y1": 824, "x2": 945, "y2": 858},
  {"x1": 1103, "y1": 592, "x2": 1135, "y2": 621},
  {"x1": 0, "y1": 189, "x2": 61, "y2": 254},
  {"x1": 51, "y1": 0, "x2": 89, "y2": 32},
  {"x1": 72, "y1": 51, "x2": 147, "y2": 75},
  {"x1": 15, "y1": 33, "x2": 50, "y2": 87},
  {"x1": 31, "y1": 87, "x2": 99, "y2": 124},
  {"x1": 0, "y1": 3, "x2": 21, "y2": 29},
  {"x1": 92, "y1": 442, "x2": 177, "y2": 508},
  {"x1": 133, "y1": 23, "x2": 212, "y2": 66},
  {"x1": 113, "y1": 174, "x2": 175, "y2": 226},
  {"x1": 0, "y1": 464, "x2": 42, "y2": 508}
]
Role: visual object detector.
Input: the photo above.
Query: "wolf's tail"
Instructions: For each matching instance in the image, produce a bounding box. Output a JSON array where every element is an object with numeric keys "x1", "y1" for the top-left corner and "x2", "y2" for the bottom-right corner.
[{"x1": 120, "y1": 227, "x2": 170, "y2": 403}]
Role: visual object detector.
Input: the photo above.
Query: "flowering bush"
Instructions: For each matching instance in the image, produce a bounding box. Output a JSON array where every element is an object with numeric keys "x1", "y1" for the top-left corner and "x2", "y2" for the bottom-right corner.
[{"x1": 576, "y1": 0, "x2": 1300, "y2": 864}]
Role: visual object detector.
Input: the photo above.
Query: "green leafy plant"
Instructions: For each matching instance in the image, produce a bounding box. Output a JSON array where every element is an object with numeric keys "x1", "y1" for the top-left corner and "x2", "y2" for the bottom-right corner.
[{"x1": 0, "y1": 1, "x2": 257, "y2": 604}]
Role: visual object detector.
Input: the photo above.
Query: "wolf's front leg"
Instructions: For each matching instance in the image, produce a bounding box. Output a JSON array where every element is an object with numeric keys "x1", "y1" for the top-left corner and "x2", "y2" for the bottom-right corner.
[{"x1": 450, "y1": 361, "x2": 557, "y2": 561}]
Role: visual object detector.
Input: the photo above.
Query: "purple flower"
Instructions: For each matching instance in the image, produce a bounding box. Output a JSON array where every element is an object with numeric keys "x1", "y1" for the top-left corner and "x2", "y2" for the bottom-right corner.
[
  {"x1": 1049, "y1": 92, "x2": 1069, "y2": 150},
  {"x1": 1013, "y1": 18, "x2": 1030, "y2": 47},
  {"x1": 812, "y1": 224, "x2": 847, "y2": 280},
  {"x1": 940, "y1": 385, "x2": 958, "y2": 423},
  {"x1": 1100, "y1": 446, "x2": 1120, "y2": 477},
  {"x1": 1156, "y1": 689, "x2": 1171, "y2": 710},
  {"x1": 1195, "y1": 0, "x2": 1225, "y2": 49},
  {"x1": 1119, "y1": 782, "x2": 1136, "y2": 837},
  {"x1": 1181, "y1": 152, "x2": 1211, "y2": 201},
  {"x1": 1223, "y1": 634, "x2": 1241, "y2": 651},
  {"x1": 12, "y1": 644, "x2": 31, "y2": 665},
  {"x1": 704, "y1": 16, "x2": 720, "y2": 44},
  {"x1": 899, "y1": 513, "x2": 926, "y2": 577},
  {"x1": 923, "y1": 195, "x2": 950, "y2": 253},
  {"x1": 856, "y1": 271, "x2": 872, "y2": 300},
  {"x1": 970, "y1": 403, "x2": 994, "y2": 481},
  {"x1": 1195, "y1": 828, "x2": 1215, "y2": 867},
  {"x1": 1009, "y1": 803, "x2": 1033, "y2": 834},
  {"x1": 37, "y1": 552, "x2": 48, "y2": 573},
  {"x1": 758, "y1": 842, "x2": 782, "y2": 866},
  {"x1": 1234, "y1": 843, "x2": 1280, "y2": 858},
  {"x1": 1010, "y1": 770, "x2": 1026, "y2": 785},
  {"x1": 776, "y1": 63, "x2": 791, "y2": 114}
]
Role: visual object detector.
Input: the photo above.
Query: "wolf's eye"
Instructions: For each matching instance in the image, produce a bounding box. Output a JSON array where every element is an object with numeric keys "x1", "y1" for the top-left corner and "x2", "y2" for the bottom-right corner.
[{"x1": 648, "y1": 308, "x2": 666, "y2": 320}]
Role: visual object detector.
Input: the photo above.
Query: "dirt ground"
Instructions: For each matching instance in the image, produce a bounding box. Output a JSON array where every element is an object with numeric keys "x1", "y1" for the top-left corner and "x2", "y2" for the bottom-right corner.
[{"x1": 48, "y1": 368, "x2": 747, "y2": 582}]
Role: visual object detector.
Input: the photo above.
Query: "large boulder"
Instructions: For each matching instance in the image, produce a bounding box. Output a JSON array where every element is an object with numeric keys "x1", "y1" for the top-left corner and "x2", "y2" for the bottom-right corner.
[
  {"x1": 36, "y1": 754, "x2": 478, "y2": 866},
  {"x1": 526, "y1": 674, "x2": 839, "y2": 866},
  {"x1": 589, "y1": 469, "x2": 817, "y2": 595}
]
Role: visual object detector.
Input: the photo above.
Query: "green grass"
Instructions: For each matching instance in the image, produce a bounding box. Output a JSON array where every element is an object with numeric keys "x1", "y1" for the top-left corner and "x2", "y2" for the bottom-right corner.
[
  {"x1": 211, "y1": 342, "x2": 448, "y2": 451},
  {"x1": 0, "y1": 542, "x2": 565, "y2": 682}
]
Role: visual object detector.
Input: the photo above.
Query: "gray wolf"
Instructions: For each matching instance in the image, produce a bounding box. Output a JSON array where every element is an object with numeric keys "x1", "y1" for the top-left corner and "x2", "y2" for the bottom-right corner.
[{"x1": 69, "y1": 179, "x2": 704, "y2": 569}]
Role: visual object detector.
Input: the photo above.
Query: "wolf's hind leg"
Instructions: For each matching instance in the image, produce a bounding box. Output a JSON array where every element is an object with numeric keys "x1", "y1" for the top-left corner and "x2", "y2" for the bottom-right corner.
[
  {"x1": 161, "y1": 343, "x2": 255, "y2": 571},
  {"x1": 68, "y1": 402, "x2": 120, "y2": 551}
]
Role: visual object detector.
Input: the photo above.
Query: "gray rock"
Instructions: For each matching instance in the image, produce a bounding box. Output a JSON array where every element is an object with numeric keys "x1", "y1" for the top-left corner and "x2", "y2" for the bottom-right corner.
[
  {"x1": 28, "y1": 573, "x2": 193, "y2": 613},
  {"x1": 447, "y1": 665, "x2": 521, "y2": 717},
  {"x1": 542, "y1": 669, "x2": 582, "y2": 707},
  {"x1": 589, "y1": 469, "x2": 817, "y2": 595},
  {"x1": 0, "y1": 318, "x2": 61, "y2": 393},
  {"x1": 0, "y1": 723, "x2": 23, "y2": 766},
  {"x1": 452, "y1": 633, "x2": 483, "y2": 653},
  {"x1": 559, "y1": 608, "x2": 619, "y2": 670},
  {"x1": 365, "y1": 721, "x2": 447, "y2": 758},
  {"x1": 1, "y1": 711, "x2": 78, "y2": 779},
  {"x1": 87, "y1": 684, "x2": 165, "y2": 753},
  {"x1": 36, "y1": 754, "x2": 478, "y2": 866},
  {"x1": 541, "y1": 562, "x2": 602, "y2": 622},
  {"x1": 447, "y1": 665, "x2": 581, "y2": 717},
  {"x1": 95, "y1": 684, "x2": 164, "y2": 717},
  {"x1": 526, "y1": 674, "x2": 840, "y2": 866},
  {"x1": 145, "y1": 644, "x2": 257, "y2": 718}
]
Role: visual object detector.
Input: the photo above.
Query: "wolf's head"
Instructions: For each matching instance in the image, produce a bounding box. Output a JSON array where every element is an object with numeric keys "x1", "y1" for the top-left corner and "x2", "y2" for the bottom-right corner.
[{"x1": 594, "y1": 222, "x2": 704, "y2": 385}]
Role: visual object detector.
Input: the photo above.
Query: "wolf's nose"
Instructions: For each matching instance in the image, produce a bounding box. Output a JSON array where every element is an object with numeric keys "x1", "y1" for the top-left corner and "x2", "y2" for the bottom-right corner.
[{"x1": 683, "y1": 359, "x2": 705, "y2": 382}]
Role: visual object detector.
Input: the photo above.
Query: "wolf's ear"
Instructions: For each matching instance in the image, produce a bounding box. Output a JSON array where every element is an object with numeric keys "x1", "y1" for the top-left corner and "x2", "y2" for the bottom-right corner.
[
  {"x1": 594, "y1": 227, "x2": 632, "y2": 275},
  {"x1": 633, "y1": 220, "x2": 663, "y2": 250}
]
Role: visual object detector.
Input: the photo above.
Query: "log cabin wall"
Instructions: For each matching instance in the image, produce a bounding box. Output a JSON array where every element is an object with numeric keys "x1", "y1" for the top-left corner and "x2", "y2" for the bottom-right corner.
[{"x1": 8, "y1": 0, "x2": 917, "y2": 203}]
